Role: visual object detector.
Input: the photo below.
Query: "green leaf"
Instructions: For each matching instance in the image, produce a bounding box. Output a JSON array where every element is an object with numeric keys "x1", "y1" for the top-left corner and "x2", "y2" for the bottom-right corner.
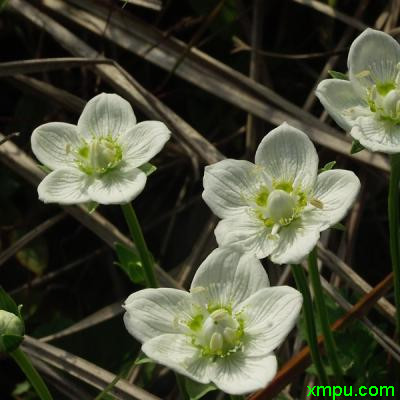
[
  {"x1": 319, "y1": 160, "x2": 336, "y2": 173},
  {"x1": 134, "y1": 355, "x2": 154, "y2": 366},
  {"x1": 138, "y1": 163, "x2": 157, "y2": 176},
  {"x1": 114, "y1": 242, "x2": 145, "y2": 284},
  {"x1": 328, "y1": 70, "x2": 348, "y2": 80},
  {"x1": 83, "y1": 201, "x2": 99, "y2": 213},
  {"x1": 332, "y1": 222, "x2": 346, "y2": 231},
  {"x1": 350, "y1": 140, "x2": 365, "y2": 154},
  {"x1": 1, "y1": 334, "x2": 24, "y2": 353},
  {"x1": 38, "y1": 164, "x2": 52, "y2": 174},
  {"x1": 0, "y1": 0, "x2": 8, "y2": 11},
  {"x1": 185, "y1": 378, "x2": 217, "y2": 400},
  {"x1": 12, "y1": 231, "x2": 49, "y2": 277},
  {"x1": 0, "y1": 287, "x2": 19, "y2": 315},
  {"x1": 12, "y1": 381, "x2": 31, "y2": 396}
]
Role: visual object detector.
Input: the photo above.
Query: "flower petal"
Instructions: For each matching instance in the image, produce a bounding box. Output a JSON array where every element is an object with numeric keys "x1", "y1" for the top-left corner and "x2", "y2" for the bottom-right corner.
[
  {"x1": 78, "y1": 93, "x2": 136, "y2": 138},
  {"x1": 239, "y1": 286, "x2": 302, "y2": 356},
  {"x1": 315, "y1": 79, "x2": 371, "y2": 131},
  {"x1": 31, "y1": 122, "x2": 81, "y2": 170},
  {"x1": 210, "y1": 352, "x2": 277, "y2": 395},
  {"x1": 311, "y1": 169, "x2": 360, "y2": 229},
  {"x1": 119, "y1": 121, "x2": 171, "y2": 168},
  {"x1": 87, "y1": 165, "x2": 146, "y2": 204},
  {"x1": 270, "y1": 217, "x2": 320, "y2": 264},
  {"x1": 37, "y1": 168, "x2": 91, "y2": 204},
  {"x1": 123, "y1": 288, "x2": 192, "y2": 342},
  {"x1": 348, "y1": 28, "x2": 400, "y2": 96},
  {"x1": 350, "y1": 116, "x2": 400, "y2": 153},
  {"x1": 203, "y1": 159, "x2": 272, "y2": 219},
  {"x1": 255, "y1": 123, "x2": 318, "y2": 191},
  {"x1": 214, "y1": 213, "x2": 278, "y2": 260},
  {"x1": 142, "y1": 334, "x2": 211, "y2": 384},
  {"x1": 190, "y1": 248, "x2": 269, "y2": 310}
]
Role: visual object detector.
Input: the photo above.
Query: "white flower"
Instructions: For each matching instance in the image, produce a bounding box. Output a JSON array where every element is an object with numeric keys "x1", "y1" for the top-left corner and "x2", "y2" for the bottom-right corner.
[
  {"x1": 202, "y1": 123, "x2": 360, "y2": 264},
  {"x1": 316, "y1": 28, "x2": 400, "y2": 154},
  {"x1": 31, "y1": 93, "x2": 171, "y2": 205},
  {"x1": 123, "y1": 248, "x2": 302, "y2": 395}
]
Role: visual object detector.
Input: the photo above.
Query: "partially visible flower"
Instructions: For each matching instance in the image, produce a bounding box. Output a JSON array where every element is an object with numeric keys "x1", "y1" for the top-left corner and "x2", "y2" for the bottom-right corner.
[
  {"x1": 0, "y1": 310, "x2": 24, "y2": 353},
  {"x1": 202, "y1": 123, "x2": 360, "y2": 264},
  {"x1": 31, "y1": 93, "x2": 170, "y2": 205},
  {"x1": 316, "y1": 28, "x2": 400, "y2": 154},
  {"x1": 123, "y1": 248, "x2": 302, "y2": 395}
]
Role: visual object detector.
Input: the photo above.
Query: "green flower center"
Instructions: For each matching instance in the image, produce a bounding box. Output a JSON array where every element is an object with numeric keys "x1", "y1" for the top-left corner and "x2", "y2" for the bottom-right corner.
[
  {"x1": 367, "y1": 82, "x2": 400, "y2": 124},
  {"x1": 252, "y1": 181, "x2": 309, "y2": 232},
  {"x1": 186, "y1": 307, "x2": 244, "y2": 358},
  {"x1": 75, "y1": 136, "x2": 123, "y2": 175}
]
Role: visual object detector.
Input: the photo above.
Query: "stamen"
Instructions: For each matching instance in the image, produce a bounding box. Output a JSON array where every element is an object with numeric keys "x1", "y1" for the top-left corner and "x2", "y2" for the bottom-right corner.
[{"x1": 310, "y1": 198, "x2": 324, "y2": 209}]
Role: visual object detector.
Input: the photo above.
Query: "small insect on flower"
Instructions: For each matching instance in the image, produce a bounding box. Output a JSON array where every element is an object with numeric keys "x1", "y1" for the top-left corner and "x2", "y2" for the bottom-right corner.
[
  {"x1": 123, "y1": 248, "x2": 302, "y2": 395},
  {"x1": 31, "y1": 93, "x2": 171, "y2": 205},
  {"x1": 316, "y1": 28, "x2": 400, "y2": 154},
  {"x1": 202, "y1": 123, "x2": 360, "y2": 264}
]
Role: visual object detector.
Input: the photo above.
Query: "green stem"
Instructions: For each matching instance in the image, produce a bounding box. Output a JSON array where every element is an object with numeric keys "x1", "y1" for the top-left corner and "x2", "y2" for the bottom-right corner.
[
  {"x1": 94, "y1": 374, "x2": 120, "y2": 400},
  {"x1": 230, "y1": 395, "x2": 245, "y2": 400},
  {"x1": 10, "y1": 347, "x2": 53, "y2": 400},
  {"x1": 121, "y1": 203, "x2": 158, "y2": 288},
  {"x1": 291, "y1": 265, "x2": 329, "y2": 390},
  {"x1": 388, "y1": 154, "x2": 400, "y2": 338},
  {"x1": 308, "y1": 248, "x2": 344, "y2": 384}
]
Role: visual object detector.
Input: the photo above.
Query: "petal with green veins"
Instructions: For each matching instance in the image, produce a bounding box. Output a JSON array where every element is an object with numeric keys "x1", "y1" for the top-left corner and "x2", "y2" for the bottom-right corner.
[
  {"x1": 37, "y1": 168, "x2": 91, "y2": 204},
  {"x1": 87, "y1": 166, "x2": 146, "y2": 205},
  {"x1": 315, "y1": 79, "x2": 370, "y2": 131},
  {"x1": 123, "y1": 288, "x2": 192, "y2": 342},
  {"x1": 239, "y1": 286, "x2": 302, "y2": 356},
  {"x1": 311, "y1": 169, "x2": 361, "y2": 230},
  {"x1": 31, "y1": 122, "x2": 81, "y2": 170},
  {"x1": 348, "y1": 28, "x2": 400, "y2": 96},
  {"x1": 190, "y1": 248, "x2": 270, "y2": 311},
  {"x1": 255, "y1": 123, "x2": 318, "y2": 191},
  {"x1": 210, "y1": 352, "x2": 277, "y2": 395},
  {"x1": 203, "y1": 159, "x2": 272, "y2": 219},
  {"x1": 119, "y1": 121, "x2": 171, "y2": 169},
  {"x1": 78, "y1": 93, "x2": 136, "y2": 139}
]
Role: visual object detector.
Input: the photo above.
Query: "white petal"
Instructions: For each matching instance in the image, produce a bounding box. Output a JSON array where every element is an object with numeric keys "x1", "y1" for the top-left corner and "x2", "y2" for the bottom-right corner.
[
  {"x1": 255, "y1": 123, "x2": 318, "y2": 191},
  {"x1": 214, "y1": 213, "x2": 278, "y2": 260},
  {"x1": 315, "y1": 79, "x2": 370, "y2": 131},
  {"x1": 87, "y1": 165, "x2": 146, "y2": 205},
  {"x1": 348, "y1": 28, "x2": 400, "y2": 96},
  {"x1": 37, "y1": 168, "x2": 90, "y2": 204},
  {"x1": 190, "y1": 248, "x2": 269, "y2": 310},
  {"x1": 350, "y1": 116, "x2": 400, "y2": 153},
  {"x1": 142, "y1": 334, "x2": 211, "y2": 384},
  {"x1": 78, "y1": 93, "x2": 136, "y2": 138},
  {"x1": 123, "y1": 288, "x2": 192, "y2": 342},
  {"x1": 119, "y1": 121, "x2": 171, "y2": 168},
  {"x1": 31, "y1": 122, "x2": 81, "y2": 170},
  {"x1": 239, "y1": 286, "x2": 302, "y2": 356},
  {"x1": 311, "y1": 170, "x2": 360, "y2": 229},
  {"x1": 211, "y1": 352, "x2": 277, "y2": 395},
  {"x1": 203, "y1": 159, "x2": 272, "y2": 219},
  {"x1": 270, "y1": 217, "x2": 320, "y2": 264}
]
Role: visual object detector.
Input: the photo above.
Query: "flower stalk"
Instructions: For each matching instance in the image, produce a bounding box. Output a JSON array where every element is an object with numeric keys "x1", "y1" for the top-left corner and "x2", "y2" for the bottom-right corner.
[
  {"x1": 308, "y1": 247, "x2": 343, "y2": 384},
  {"x1": 388, "y1": 153, "x2": 400, "y2": 337},
  {"x1": 121, "y1": 203, "x2": 158, "y2": 288},
  {"x1": 290, "y1": 264, "x2": 329, "y2": 388},
  {"x1": 10, "y1": 347, "x2": 53, "y2": 400}
]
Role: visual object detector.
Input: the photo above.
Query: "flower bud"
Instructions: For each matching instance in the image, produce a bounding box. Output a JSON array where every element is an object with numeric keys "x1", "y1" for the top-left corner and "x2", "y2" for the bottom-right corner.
[{"x1": 0, "y1": 310, "x2": 24, "y2": 353}]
